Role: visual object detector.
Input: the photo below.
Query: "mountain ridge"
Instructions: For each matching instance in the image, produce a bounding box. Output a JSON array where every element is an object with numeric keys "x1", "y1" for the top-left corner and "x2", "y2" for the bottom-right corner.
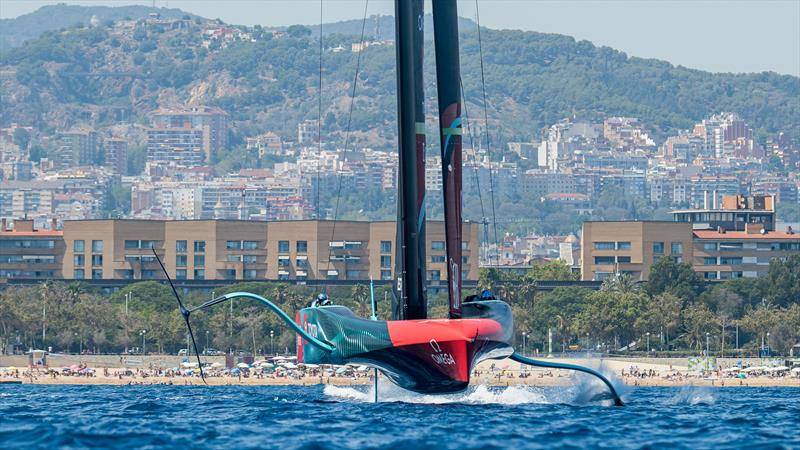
[{"x1": 0, "y1": 4, "x2": 797, "y2": 150}]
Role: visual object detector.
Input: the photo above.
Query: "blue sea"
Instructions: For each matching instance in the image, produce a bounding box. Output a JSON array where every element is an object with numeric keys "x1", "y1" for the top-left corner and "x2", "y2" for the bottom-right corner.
[{"x1": 1, "y1": 382, "x2": 798, "y2": 449}]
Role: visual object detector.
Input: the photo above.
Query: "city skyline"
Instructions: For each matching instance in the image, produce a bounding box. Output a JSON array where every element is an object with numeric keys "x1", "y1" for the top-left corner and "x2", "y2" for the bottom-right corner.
[{"x1": 2, "y1": 0, "x2": 799, "y2": 76}]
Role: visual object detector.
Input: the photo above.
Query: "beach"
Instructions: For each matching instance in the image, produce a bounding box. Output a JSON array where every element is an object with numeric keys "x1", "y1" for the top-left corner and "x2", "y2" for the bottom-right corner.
[{"x1": 2, "y1": 354, "x2": 798, "y2": 388}]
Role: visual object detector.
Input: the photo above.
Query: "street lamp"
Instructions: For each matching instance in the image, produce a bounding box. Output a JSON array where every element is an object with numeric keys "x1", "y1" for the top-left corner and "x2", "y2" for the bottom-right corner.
[
  {"x1": 646, "y1": 332, "x2": 650, "y2": 353},
  {"x1": 270, "y1": 330, "x2": 274, "y2": 355},
  {"x1": 205, "y1": 330, "x2": 209, "y2": 353},
  {"x1": 124, "y1": 291, "x2": 131, "y2": 354},
  {"x1": 766, "y1": 332, "x2": 771, "y2": 355},
  {"x1": 705, "y1": 332, "x2": 710, "y2": 356},
  {"x1": 140, "y1": 330, "x2": 147, "y2": 355},
  {"x1": 522, "y1": 332, "x2": 527, "y2": 356}
]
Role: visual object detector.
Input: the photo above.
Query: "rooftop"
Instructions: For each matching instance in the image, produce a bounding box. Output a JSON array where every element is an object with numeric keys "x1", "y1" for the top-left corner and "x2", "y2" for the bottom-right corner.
[{"x1": 693, "y1": 230, "x2": 799, "y2": 240}]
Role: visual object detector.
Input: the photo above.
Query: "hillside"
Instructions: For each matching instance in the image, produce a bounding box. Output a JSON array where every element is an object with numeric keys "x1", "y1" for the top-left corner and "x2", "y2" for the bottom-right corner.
[
  {"x1": 0, "y1": 6, "x2": 798, "y2": 152},
  {"x1": 0, "y1": 4, "x2": 198, "y2": 50}
]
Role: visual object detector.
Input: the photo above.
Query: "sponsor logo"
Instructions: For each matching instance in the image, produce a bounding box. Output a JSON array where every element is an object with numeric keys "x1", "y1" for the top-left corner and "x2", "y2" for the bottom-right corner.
[{"x1": 429, "y1": 339, "x2": 456, "y2": 366}]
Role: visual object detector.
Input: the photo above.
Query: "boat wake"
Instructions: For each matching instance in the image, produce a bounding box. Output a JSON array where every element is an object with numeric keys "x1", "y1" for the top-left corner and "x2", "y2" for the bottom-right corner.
[
  {"x1": 324, "y1": 383, "x2": 549, "y2": 405},
  {"x1": 666, "y1": 387, "x2": 716, "y2": 405}
]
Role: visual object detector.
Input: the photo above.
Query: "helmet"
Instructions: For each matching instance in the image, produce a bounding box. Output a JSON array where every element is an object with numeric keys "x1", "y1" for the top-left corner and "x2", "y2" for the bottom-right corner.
[
  {"x1": 478, "y1": 289, "x2": 495, "y2": 301},
  {"x1": 314, "y1": 293, "x2": 331, "y2": 307}
]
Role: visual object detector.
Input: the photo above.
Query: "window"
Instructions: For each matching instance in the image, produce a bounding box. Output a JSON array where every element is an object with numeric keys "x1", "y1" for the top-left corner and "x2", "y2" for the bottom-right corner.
[
  {"x1": 432, "y1": 241, "x2": 446, "y2": 251},
  {"x1": 429, "y1": 270, "x2": 441, "y2": 281},
  {"x1": 462, "y1": 256, "x2": 469, "y2": 264},
  {"x1": 74, "y1": 255, "x2": 84, "y2": 266},
  {"x1": 380, "y1": 255, "x2": 391, "y2": 268},
  {"x1": 278, "y1": 257, "x2": 290, "y2": 267},
  {"x1": 278, "y1": 273, "x2": 290, "y2": 281},
  {"x1": 617, "y1": 242, "x2": 631, "y2": 250},
  {"x1": 653, "y1": 242, "x2": 665, "y2": 254},
  {"x1": 296, "y1": 240, "x2": 308, "y2": 253},
  {"x1": 224, "y1": 269, "x2": 236, "y2": 280},
  {"x1": 194, "y1": 240, "x2": 205, "y2": 252},
  {"x1": 74, "y1": 240, "x2": 85, "y2": 252},
  {"x1": 243, "y1": 255, "x2": 258, "y2": 264},
  {"x1": 462, "y1": 241, "x2": 470, "y2": 251},
  {"x1": 244, "y1": 269, "x2": 257, "y2": 279},
  {"x1": 92, "y1": 240, "x2": 103, "y2": 252},
  {"x1": 344, "y1": 241, "x2": 362, "y2": 250},
  {"x1": 672, "y1": 256, "x2": 683, "y2": 264},
  {"x1": 278, "y1": 241, "x2": 289, "y2": 253},
  {"x1": 617, "y1": 256, "x2": 631, "y2": 263},
  {"x1": 124, "y1": 240, "x2": 138, "y2": 249},
  {"x1": 380, "y1": 241, "x2": 392, "y2": 253},
  {"x1": 243, "y1": 240, "x2": 258, "y2": 250},
  {"x1": 121, "y1": 270, "x2": 134, "y2": 280},
  {"x1": 176, "y1": 255, "x2": 187, "y2": 267},
  {"x1": 73, "y1": 269, "x2": 85, "y2": 279},
  {"x1": 91, "y1": 255, "x2": 103, "y2": 267},
  {"x1": 194, "y1": 255, "x2": 205, "y2": 267},
  {"x1": 176, "y1": 240, "x2": 187, "y2": 253},
  {"x1": 704, "y1": 257, "x2": 718, "y2": 265},
  {"x1": 226, "y1": 240, "x2": 242, "y2": 250},
  {"x1": 346, "y1": 270, "x2": 361, "y2": 279},
  {"x1": 720, "y1": 257, "x2": 743, "y2": 265},
  {"x1": 140, "y1": 240, "x2": 156, "y2": 249},
  {"x1": 719, "y1": 242, "x2": 743, "y2": 251},
  {"x1": 91, "y1": 269, "x2": 103, "y2": 280},
  {"x1": 703, "y1": 271, "x2": 718, "y2": 280},
  {"x1": 703, "y1": 243, "x2": 717, "y2": 252},
  {"x1": 194, "y1": 269, "x2": 205, "y2": 280},
  {"x1": 594, "y1": 256, "x2": 615, "y2": 264},
  {"x1": 175, "y1": 269, "x2": 187, "y2": 280},
  {"x1": 431, "y1": 255, "x2": 445, "y2": 263},
  {"x1": 380, "y1": 270, "x2": 392, "y2": 280},
  {"x1": 594, "y1": 242, "x2": 615, "y2": 250},
  {"x1": 295, "y1": 257, "x2": 307, "y2": 267},
  {"x1": 227, "y1": 255, "x2": 242, "y2": 262},
  {"x1": 142, "y1": 270, "x2": 157, "y2": 279},
  {"x1": 671, "y1": 242, "x2": 683, "y2": 254}
]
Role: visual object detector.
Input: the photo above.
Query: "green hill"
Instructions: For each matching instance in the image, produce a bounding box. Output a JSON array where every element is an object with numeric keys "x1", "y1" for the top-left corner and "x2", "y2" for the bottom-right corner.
[
  {"x1": 0, "y1": 6, "x2": 798, "y2": 149},
  {"x1": 0, "y1": 4, "x2": 197, "y2": 50}
]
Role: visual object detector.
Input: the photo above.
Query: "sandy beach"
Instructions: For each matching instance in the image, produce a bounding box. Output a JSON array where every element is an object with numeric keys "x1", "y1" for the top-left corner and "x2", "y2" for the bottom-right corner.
[{"x1": 2, "y1": 354, "x2": 798, "y2": 388}]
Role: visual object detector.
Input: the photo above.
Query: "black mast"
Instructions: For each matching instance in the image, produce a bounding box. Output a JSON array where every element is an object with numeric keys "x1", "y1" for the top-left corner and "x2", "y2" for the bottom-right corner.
[
  {"x1": 393, "y1": 0, "x2": 427, "y2": 320},
  {"x1": 433, "y1": 0, "x2": 463, "y2": 318}
]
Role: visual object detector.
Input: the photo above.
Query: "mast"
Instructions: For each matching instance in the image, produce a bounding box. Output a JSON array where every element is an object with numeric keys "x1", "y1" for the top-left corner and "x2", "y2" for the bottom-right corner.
[
  {"x1": 392, "y1": 0, "x2": 427, "y2": 320},
  {"x1": 432, "y1": 0, "x2": 463, "y2": 318}
]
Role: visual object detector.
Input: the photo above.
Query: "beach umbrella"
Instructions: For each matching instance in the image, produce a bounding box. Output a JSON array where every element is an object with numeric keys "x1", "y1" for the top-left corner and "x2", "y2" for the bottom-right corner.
[
  {"x1": 180, "y1": 362, "x2": 198, "y2": 368},
  {"x1": 790, "y1": 367, "x2": 800, "y2": 373},
  {"x1": 335, "y1": 367, "x2": 348, "y2": 374},
  {"x1": 237, "y1": 363, "x2": 251, "y2": 369},
  {"x1": 285, "y1": 356, "x2": 297, "y2": 361},
  {"x1": 69, "y1": 364, "x2": 80, "y2": 370},
  {"x1": 231, "y1": 368, "x2": 241, "y2": 374},
  {"x1": 210, "y1": 362, "x2": 224, "y2": 368}
]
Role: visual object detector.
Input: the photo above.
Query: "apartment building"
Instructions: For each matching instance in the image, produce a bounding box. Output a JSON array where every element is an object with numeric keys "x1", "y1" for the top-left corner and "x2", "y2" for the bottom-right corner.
[
  {"x1": 581, "y1": 195, "x2": 799, "y2": 281},
  {"x1": 581, "y1": 221, "x2": 693, "y2": 281},
  {"x1": 0, "y1": 219, "x2": 65, "y2": 279},
  {"x1": 0, "y1": 219, "x2": 479, "y2": 283},
  {"x1": 151, "y1": 107, "x2": 228, "y2": 163},
  {"x1": 692, "y1": 226, "x2": 799, "y2": 280}
]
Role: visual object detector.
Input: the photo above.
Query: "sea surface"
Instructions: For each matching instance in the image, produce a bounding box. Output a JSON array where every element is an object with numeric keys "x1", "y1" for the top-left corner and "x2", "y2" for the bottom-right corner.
[{"x1": 1, "y1": 381, "x2": 798, "y2": 449}]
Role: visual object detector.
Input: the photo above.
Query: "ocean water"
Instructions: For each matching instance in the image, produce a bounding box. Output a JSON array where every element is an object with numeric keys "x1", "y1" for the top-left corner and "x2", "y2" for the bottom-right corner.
[{"x1": 1, "y1": 382, "x2": 798, "y2": 449}]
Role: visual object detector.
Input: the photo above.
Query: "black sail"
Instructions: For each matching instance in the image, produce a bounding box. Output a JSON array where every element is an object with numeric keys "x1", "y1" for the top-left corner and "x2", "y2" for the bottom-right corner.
[
  {"x1": 392, "y1": 0, "x2": 427, "y2": 320},
  {"x1": 432, "y1": 0, "x2": 463, "y2": 318}
]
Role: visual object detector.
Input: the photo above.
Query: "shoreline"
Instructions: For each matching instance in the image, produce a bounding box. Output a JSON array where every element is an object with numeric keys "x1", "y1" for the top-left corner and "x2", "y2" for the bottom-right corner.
[{"x1": 3, "y1": 354, "x2": 798, "y2": 388}]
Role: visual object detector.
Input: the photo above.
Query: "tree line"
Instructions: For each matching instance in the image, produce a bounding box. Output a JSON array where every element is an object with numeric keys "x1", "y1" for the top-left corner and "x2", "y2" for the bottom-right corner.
[
  {"x1": 1, "y1": 257, "x2": 798, "y2": 357},
  {"x1": 480, "y1": 257, "x2": 800, "y2": 356}
]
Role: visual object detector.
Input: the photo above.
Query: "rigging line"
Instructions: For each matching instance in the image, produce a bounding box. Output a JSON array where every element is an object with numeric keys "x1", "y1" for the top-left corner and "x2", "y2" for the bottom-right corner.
[
  {"x1": 459, "y1": 76, "x2": 488, "y2": 271},
  {"x1": 474, "y1": 0, "x2": 500, "y2": 268},
  {"x1": 315, "y1": 0, "x2": 323, "y2": 220},
  {"x1": 324, "y1": 0, "x2": 370, "y2": 291}
]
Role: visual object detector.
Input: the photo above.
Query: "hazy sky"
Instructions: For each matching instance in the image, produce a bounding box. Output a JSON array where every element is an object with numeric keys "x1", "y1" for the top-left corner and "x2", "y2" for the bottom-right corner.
[{"x1": 2, "y1": 0, "x2": 799, "y2": 75}]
